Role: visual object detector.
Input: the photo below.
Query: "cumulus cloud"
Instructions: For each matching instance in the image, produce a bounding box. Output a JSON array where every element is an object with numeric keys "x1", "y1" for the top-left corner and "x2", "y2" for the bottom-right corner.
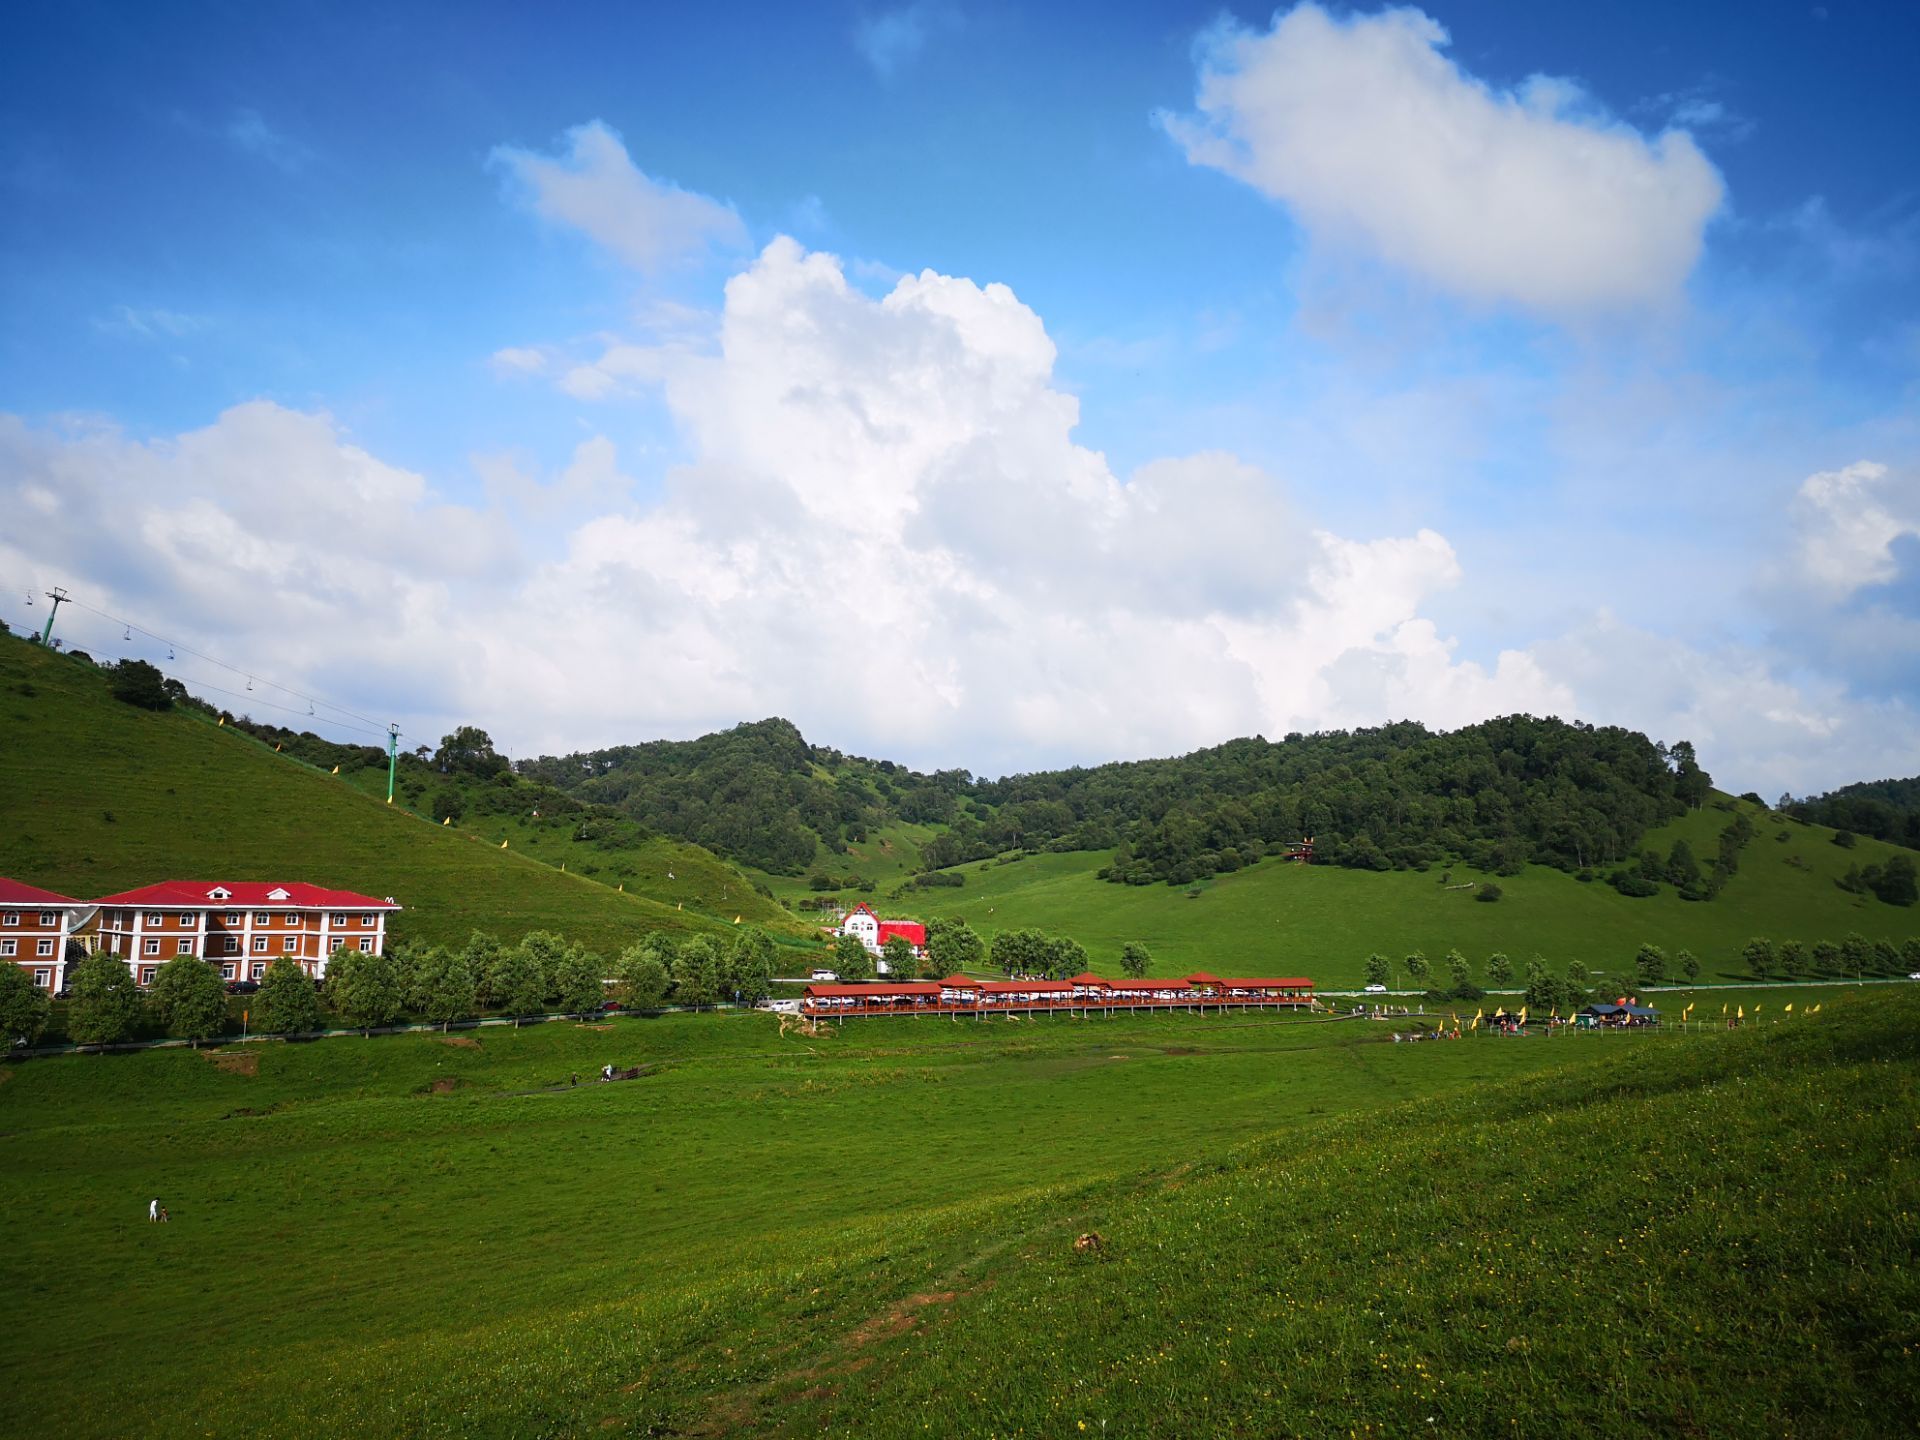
[
  {"x1": 9, "y1": 237, "x2": 1910, "y2": 792},
  {"x1": 1159, "y1": 4, "x2": 1726, "y2": 312},
  {"x1": 1792, "y1": 460, "x2": 1919, "y2": 599},
  {"x1": 490, "y1": 121, "x2": 745, "y2": 271}
]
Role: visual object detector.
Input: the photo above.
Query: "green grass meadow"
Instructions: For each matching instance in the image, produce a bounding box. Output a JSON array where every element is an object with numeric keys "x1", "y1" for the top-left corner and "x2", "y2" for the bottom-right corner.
[
  {"x1": 890, "y1": 800, "x2": 1920, "y2": 987},
  {"x1": 2, "y1": 991, "x2": 1915, "y2": 1437}
]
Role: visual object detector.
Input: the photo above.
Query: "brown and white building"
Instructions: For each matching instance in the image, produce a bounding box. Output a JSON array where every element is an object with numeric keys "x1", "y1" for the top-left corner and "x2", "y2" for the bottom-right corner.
[
  {"x1": 91, "y1": 881, "x2": 400, "y2": 985},
  {"x1": 0, "y1": 878, "x2": 93, "y2": 992}
]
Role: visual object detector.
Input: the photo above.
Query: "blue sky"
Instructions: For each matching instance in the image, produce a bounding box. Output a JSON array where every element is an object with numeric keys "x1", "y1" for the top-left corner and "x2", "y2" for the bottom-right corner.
[{"x1": 2, "y1": 2, "x2": 1917, "y2": 793}]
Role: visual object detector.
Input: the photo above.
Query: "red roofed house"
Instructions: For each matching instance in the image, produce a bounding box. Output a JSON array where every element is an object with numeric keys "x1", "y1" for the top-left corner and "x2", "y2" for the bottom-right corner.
[
  {"x1": 0, "y1": 878, "x2": 92, "y2": 992},
  {"x1": 91, "y1": 882, "x2": 400, "y2": 986},
  {"x1": 836, "y1": 903, "x2": 928, "y2": 971}
]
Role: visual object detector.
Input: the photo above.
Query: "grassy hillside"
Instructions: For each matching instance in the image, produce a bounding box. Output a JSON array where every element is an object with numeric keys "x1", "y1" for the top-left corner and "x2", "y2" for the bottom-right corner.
[
  {"x1": 0, "y1": 635, "x2": 804, "y2": 952},
  {"x1": 1, "y1": 991, "x2": 1912, "y2": 1435},
  {"x1": 894, "y1": 796, "x2": 1920, "y2": 986}
]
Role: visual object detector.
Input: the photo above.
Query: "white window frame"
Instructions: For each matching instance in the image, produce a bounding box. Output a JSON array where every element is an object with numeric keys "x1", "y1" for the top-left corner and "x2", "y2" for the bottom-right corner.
[
  {"x1": 254, "y1": 912, "x2": 271, "y2": 925},
  {"x1": 144, "y1": 938, "x2": 161, "y2": 956},
  {"x1": 33, "y1": 967, "x2": 51, "y2": 987},
  {"x1": 222, "y1": 936, "x2": 239, "y2": 954},
  {"x1": 176, "y1": 938, "x2": 192, "y2": 955},
  {"x1": 250, "y1": 963, "x2": 266, "y2": 980},
  {"x1": 252, "y1": 936, "x2": 268, "y2": 953},
  {"x1": 37, "y1": 938, "x2": 56, "y2": 957},
  {"x1": 220, "y1": 964, "x2": 235, "y2": 980},
  {"x1": 140, "y1": 966, "x2": 157, "y2": 985},
  {"x1": 286, "y1": 913, "x2": 302, "y2": 928},
  {"x1": 358, "y1": 937, "x2": 373, "y2": 953},
  {"x1": 331, "y1": 912, "x2": 347, "y2": 926},
  {"x1": 146, "y1": 912, "x2": 164, "y2": 926},
  {"x1": 224, "y1": 912, "x2": 240, "y2": 925},
  {"x1": 360, "y1": 913, "x2": 374, "y2": 926},
  {"x1": 38, "y1": 911, "x2": 56, "y2": 926},
  {"x1": 329, "y1": 936, "x2": 345, "y2": 952},
  {"x1": 0, "y1": 940, "x2": 14, "y2": 957},
  {"x1": 1, "y1": 913, "x2": 17, "y2": 927},
  {"x1": 282, "y1": 936, "x2": 297, "y2": 953}
]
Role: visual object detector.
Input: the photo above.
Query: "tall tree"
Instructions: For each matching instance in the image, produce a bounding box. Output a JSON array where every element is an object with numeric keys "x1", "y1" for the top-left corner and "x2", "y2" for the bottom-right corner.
[
  {"x1": 612, "y1": 946, "x2": 671, "y2": 1010},
  {"x1": 1485, "y1": 952, "x2": 1512, "y2": 987},
  {"x1": 829, "y1": 933, "x2": 873, "y2": 985},
  {"x1": 327, "y1": 949, "x2": 403, "y2": 1035},
  {"x1": 488, "y1": 946, "x2": 547, "y2": 1025},
  {"x1": 515, "y1": 932, "x2": 568, "y2": 1007},
  {"x1": 1634, "y1": 944, "x2": 1668, "y2": 988},
  {"x1": 1120, "y1": 942, "x2": 1153, "y2": 979},
  {"x1": 461, "y1": 932, "x2": 507, "y2": 1006},
  {"x1": 257, "y1": 957, "x2": 323, "y2": 1035},
  {"x1": 147, "y1": 956, "x2": 228, "y2": 1045},
  {"x1": 1741, "y1": 937, "x2": 1775, "y2": 979},
  {"x1": 989, "y1": 928, "x2": 1047, "y2": 978},
  {"x1": 1403, "y1": 951, "x2": 1429, "y2": 983},
  {"x1": 1840, "y1": 933, "x2": 1872, "y2": 978},
  {"x1": 66, "y1": 952, "x2": 143, "y2": 1046},
  {"x1": 924, "y1": 918, "x2": 984, "y2": 977},
  {"x1": 0, "y1": 964, "x2": 52, "y2": 1048},
  {"x1": 1043, "y1": 936, "x2": 1090, "y2": 980},
  {"x1": 730, "y1": 929, "x2": 776, "y2": 1005},
  {"x1": 1676, "y1": 949, "x2": 1700, "y2": 982},
  {"x1": 1362, "y1": 953, "x2": 1391, "y2": 988},
  {"x1": 418, "y1": 948, "x2": 477, "y2": 1032},
  {"x1": 551, "y1": 945, "x2": 606, "y2": 1016},
  {"x1": 880, "y1": 935, "x2": 915, "y2": 978},
  {"x1": 1777, "y1": 939, "x2": 1807, "y2": 974},
  {"x1": 1445, "y1": 949, "x2": 1472, "y2": 994}
]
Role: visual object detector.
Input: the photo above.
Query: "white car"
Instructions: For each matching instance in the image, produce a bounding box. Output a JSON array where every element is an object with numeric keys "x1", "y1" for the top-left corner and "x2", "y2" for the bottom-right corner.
[
  {"x1": 1909, "y1": 972, "x2": 1920, "y2": 981},
  {"x1": 809, "y1": 969, "x2": 838, "y2": 982},
  {"x1": 1364, "y1": 983, "x2": 1388, "y2": 994}
]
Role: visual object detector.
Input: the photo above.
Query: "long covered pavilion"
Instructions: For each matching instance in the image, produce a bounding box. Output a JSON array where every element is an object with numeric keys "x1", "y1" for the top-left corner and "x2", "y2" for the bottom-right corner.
[{"x1": 800, "y1": 970, "x2": 1315, "y2": 1019}]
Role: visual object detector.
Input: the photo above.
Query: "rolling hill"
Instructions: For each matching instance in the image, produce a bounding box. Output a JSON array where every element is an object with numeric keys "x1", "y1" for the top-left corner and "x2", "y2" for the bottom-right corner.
[{"x1": 0, "y1": 633, "x2": 806, "y2": 953}]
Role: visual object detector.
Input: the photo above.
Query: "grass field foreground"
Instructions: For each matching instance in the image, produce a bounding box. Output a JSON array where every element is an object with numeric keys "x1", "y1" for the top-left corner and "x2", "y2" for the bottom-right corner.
[{"x1": 2, "y1": 992, "x2": 1915, "y2": 1436}]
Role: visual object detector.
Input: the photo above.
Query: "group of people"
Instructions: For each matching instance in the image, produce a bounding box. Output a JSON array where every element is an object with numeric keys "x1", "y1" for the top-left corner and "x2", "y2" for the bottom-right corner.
[{"x1": 147, "y1": 1198, "x2": 170, "y2": 1223}]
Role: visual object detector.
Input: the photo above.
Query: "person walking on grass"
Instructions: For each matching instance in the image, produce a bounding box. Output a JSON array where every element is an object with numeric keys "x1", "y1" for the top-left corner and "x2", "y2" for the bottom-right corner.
[{"x1": 149, "y1": 1198, "x2": 159, "y2": 1223}]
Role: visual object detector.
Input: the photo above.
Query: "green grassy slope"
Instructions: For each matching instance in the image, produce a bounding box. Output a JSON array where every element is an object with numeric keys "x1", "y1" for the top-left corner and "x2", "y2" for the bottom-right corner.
[
  {"x1": 0, "y1": 993, "x2": 1911, "y2": 1435},
  {"x1": 896, "y1": 797, "x2": 1920, "y2": 986},
  {"x1": 0, "y1": 636, "x2": 796, "y2": 952}
]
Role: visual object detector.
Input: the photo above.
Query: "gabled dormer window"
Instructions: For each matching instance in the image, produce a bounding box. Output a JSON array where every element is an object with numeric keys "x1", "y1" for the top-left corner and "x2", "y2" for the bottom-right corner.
[
  {"x1": 267, "y1": 887, "x2": 291, "y2": 902},
  {"x1": 208, "y1": 887, "x2": 231, "y2": 901}
]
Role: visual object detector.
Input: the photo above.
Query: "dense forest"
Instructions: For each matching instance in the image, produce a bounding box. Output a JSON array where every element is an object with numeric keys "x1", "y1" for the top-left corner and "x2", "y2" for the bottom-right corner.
[
  {"x1": 1782, "y1": 777, "x2": 1920, "y2": 852},
  {"x1": 521, "y1": 714, "x2": 1712, "y2": 883}
]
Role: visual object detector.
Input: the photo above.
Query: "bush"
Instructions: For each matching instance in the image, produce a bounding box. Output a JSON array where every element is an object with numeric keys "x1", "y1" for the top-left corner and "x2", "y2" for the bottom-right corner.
[
  {"x1": 1475, "y1": 884, "x2": 1502, "y2": 903},
  {"x1": 109, "y1": 659, "x2": 172, "y2": 711},
  {"x1": 1610, "y1": 871, "x2": 1659, "y2": 898}
]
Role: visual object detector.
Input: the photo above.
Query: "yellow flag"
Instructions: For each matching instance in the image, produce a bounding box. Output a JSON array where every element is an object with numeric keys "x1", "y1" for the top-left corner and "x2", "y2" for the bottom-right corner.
[
  {"x1": 1737, "y1": 1005, "x2": 1744, "y2": 1020},
  {"x1": 676, "y1": 901, "x2": 683, "y2": 911},
  {"x1": 1812, "y1": 1003, "x2": 1821, "y2": 1014},
  {"x1": 499, "y1": 839, "x2": 507, "y2": 849},
  {"x1": 331, "y1": 765, "x2": 340, "y2": 775},
  {"x1": 560, "y1": 862, "x2": 565, "y2": 872},
  {"x1": 617, "y1": 883, "x2": 623, "y2": 892},
  {"x1": 218, "y1": 716, "x2": 225, "y2": 726},
  {"x1": 274, "y1": 743, "x2": 281, "y2": 752},
  {"x1": 1754, "y1": 1004, "x2": 1762, "y2": 1015},
  {"x1": 442, "y1": 816, "x2": 450, "y2": 826},
  {"x1": 1519, "y1": 1006, "x2": 1528, "y2": 1023},
  {"x1": 1473, "y1": 1008, "x2": 1483, "y2": 1025},
  {"x1": 385, "y1": 795, "x2": 392, "y2": 805},
  {"x1": 1785, "y1": 1002, "x2": 1793, "y2": 1013},
  {"x1": 1721, "y1": 1002, "x2": 1727, "y2": 1015},
  {"x1": 733, "y1": 915, "x2": 742, "y2": 925}
]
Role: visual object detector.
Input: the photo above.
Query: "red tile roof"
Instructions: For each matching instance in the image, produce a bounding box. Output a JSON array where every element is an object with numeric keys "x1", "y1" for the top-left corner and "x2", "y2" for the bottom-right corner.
[
  {"x1": 804, "y1": 982, "x2": 941, "y2": 998},
  {"x1": 1067, "y1": 972, "x2": 1109, "y2": 986},
  {"x1": 91, "y1": 881, "x2": 400, "y2": 909},
  {"x1": 979, "y1": 979, "x2": 1074, "y2": 994},
  {"x1": 1222, "y1": 978, "x2": 1314, "y2": 989},
  {"x1": 0, "y1": 877, "x2": 84, "y2": 907},
  {"x1": 1104, "y1": 977, "x2": 1192, "y2": 992},
  {"x1": 876, "y1": 921, "x2": 927, "y2": 947},
  {"x1": 939, "y1": 975, "x2": 981, "y2": 988},
  {"x1": 1184, "y1": 971, "x2": 1225, "y2": 983}
]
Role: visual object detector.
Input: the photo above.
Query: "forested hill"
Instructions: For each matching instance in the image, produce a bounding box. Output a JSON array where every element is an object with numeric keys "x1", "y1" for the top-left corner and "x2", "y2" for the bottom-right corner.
[
  {"x1": 1783, "y1": 777, "x2": 1920, "y2": 851},
  {"x1": 521, "y1": 714, "x2": 1713, "y2": 883}
]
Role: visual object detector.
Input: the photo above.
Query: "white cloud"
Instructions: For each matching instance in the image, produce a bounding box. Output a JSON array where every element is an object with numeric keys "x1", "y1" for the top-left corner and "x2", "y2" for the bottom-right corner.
[
  {"x1": 1792, "y1": 460, "x2": 1918, "y2": 599},
  {"x1": 488, "y1": 345, "x2": 551, "y2": 377},
  {"x1": 490, "y1": 121, "x2": 745, "y2": 271},
  {"x1": 9, "y1": 240, "x2": 1910, "y2": 794},
  {"x1": 225, "y1": 108, "x2": 312, "y2": 172},
  {"x1": 1159, "y1": 4, "x2": 1725, "y2": 312},
  {"x1": 853, "y1": 4, "x2": 956, "y2": 78},
  {"x1": 96, "y1": 306, "x2": 209, "y2": 341}
]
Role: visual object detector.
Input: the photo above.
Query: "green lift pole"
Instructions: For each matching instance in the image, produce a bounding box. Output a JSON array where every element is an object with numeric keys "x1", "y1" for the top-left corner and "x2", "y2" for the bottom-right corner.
[
  {"x1": 40, "y1": 587, "x2": 69, "y2": 646},
  {"x1": 386, "y1": 724, "x2": 400, "y2": 804}
]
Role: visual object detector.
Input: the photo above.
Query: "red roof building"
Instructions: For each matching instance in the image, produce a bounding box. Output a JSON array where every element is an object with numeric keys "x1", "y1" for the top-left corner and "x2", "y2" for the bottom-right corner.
[
  {"x1": 92, "y1": 881, "x2": 400, "y2": 986},
  {"x1": 0, "y1": 878, "x2": 89, "y2": 992},
  {"x1": 837, "y1": 902, "x2": 928, "y2": 970}
]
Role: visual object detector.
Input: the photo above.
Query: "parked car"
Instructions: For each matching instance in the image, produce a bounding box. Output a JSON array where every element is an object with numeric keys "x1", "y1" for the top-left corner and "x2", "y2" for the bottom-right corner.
[
  {"x1": 1909, "y1": 972, "x2": 1920, "y2": 981},
  {"x1": 809, "y1": 969, "x2": 838, "y2": 982},
  {"x1": 1364, "y1": 983, "x2": 1388, "y2": 994},
  {"x1": 225, "y1": 980, "x2": 259, "y2": 995}
]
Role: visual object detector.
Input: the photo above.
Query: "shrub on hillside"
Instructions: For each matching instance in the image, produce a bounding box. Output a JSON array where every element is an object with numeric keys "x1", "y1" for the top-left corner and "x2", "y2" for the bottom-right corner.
[
  {"x1": 1475, "y1": 884, "x2": 1502, "y2": 902},
  {"x1": 109, "y1": 658, "x2": 171, "y2": 711}
]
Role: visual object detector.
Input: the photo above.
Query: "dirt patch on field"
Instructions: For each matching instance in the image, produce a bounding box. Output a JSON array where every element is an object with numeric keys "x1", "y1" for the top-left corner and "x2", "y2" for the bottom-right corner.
[
  {"x1": 845, "y1": 1291, "x2": 960, "y2": 1352},
  {"x1": 1107, "y1": 1054, "x2": 1130, "y2": 1061},
  {"x1": 207, "y1": 1049, "x2": 259, "y2": 1076},
  {"x1": 436, "y1": 1035, "x2": 481, "y2": 1049},
  {"x1": 429, "y1": 1077, "x2": 462, "y2": 1094}
]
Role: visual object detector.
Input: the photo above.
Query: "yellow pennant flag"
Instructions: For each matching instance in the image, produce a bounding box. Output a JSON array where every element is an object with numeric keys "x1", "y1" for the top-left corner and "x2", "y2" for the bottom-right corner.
[
  {"x1": 331, "y1": 765, "x2": 340, "y2": 775},
  {"x1": 1785, "y1": 1002, "x2": 1793, "y2": 1013},
  {"x1": 676, "y1": 901, "x2": 683, "y2": 911},
  {"x1": 385, "y1": 795, "x2": 392, "y2": 805},
  {"x1": 442, "y1": 816, "x2": 450, "y2": 826},
  {"x1": 1812, "y1": 1003, "x2": 1821, "y2": 1014},
  {"x1": 1519, "y1": 1006, "x2": 1528, "y2": 1024},
  {"x1": 218, "y1": 716, "x2": 225, "y2": 726},
  {"x1": 1754, "y1": 1004, "x2": 1762, "y2": 1016},
  {"x1": 1473, "y1": 1008, "x2": 1483, "y2": 1025},
  {"x1": 274, "y1": 743, "x2": 281, "y2": 752},
  {"x1": 560, "y1": 863, "x2": 565, "y2": 872},
  {"x1": 1737, "y1": 1005, "x2": 1744, "y2": 1020},
  {"x1": 733, "y1": 915, "x2": 742, "y2": 925},
  {"x1": 617, "y1": 883, "x2": 623, "y2": 892},
  {"x1": 499, "y1": 839, "x2": 508, "y2": 849},
  {"x1": 1721, "y1": 1002, "x2": 1728, "y2": 1015}
]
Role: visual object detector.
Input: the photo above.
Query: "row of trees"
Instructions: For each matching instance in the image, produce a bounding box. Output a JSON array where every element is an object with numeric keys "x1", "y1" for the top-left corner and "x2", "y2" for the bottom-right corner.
[
  {"x1": 1741, "y1": 934, "x2": 1920, "y2": 980},
  {"x1": 0, "y1": 926, "x2": 787, "y2": 1049}
]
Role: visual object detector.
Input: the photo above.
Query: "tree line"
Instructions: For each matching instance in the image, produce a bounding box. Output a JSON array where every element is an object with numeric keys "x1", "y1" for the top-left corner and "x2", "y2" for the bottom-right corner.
[
  {"x1": 0, "y1": 927, "x2": 785, "y2": 1049},
  {"x1": 816, "y1": 919, "x2": 1152, "y2": 984},
  {"x1": 1781, "y1": 776, "x2": 1920, "y2": 853}
]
